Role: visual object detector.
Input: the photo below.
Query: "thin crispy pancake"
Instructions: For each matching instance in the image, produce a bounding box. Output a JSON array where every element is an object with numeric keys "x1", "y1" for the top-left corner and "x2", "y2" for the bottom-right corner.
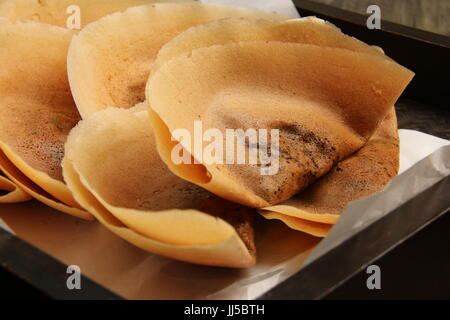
[
  {"x1": 260, "y1": 211, "x2": 332, "y2": 238},
  {"x1": 0, "y1": 18, "x2": 89, "y2": 218},
  {"x1": 148, "y1": 41, "x2": 413, "y2": 208},
  {"x1": 67, "y1": 2, "x2": 286, "y2": 118},
  {"x1": 0, "y1": 0, "x2": 188, "y2": 27},
  {"x1": 154, "y1": 16, "x2": 387, "y2": 70},
  {"x1": 0, "y1": 171, "x2": 31, "y2": 203},
  {"x1": 63, "y1": 106, "x2": 255, "y2": 268},
  {"x1": 0, "y1": 148, "x2": 91, "y2": 219},
  {"x1": 262, "y1": 108, "x2": 399, "y2": 224}
]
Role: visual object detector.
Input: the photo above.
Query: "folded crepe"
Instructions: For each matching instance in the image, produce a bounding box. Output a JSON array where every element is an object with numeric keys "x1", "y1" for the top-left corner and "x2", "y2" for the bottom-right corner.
[
  {"x1": 261, "y1": 107, "x2": 399, "y2": 231},
  {"x1": 62, "y1": 105, "x2": 256, "y2": 268},
  {"x1": 260, "y1": 211, "x2": 332, "y2": 238},
  {"x1": 0, "y1": 0, "x2": 188, "y2": 28},
  {"x1": 67, "y1": 2, "x2": 286, "y2": 118},
  {"x1": 0, "y1": 171, "x2": 31, "y2": 203},
  {"x1": 147, "y1": 18, "x2": 413, "y2": 209},
  {"x1": 0, "y1": 19, "x2": 90, "y2": 219},
  {"x1": 154, "y1": 16, "x2": 387, "y2": 70}
]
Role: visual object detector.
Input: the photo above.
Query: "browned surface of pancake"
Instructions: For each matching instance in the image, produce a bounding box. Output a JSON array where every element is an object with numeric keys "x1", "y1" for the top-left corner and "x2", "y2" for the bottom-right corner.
[
  {"x1": 264, "y1": 108, "x2": 399, "y2": 222},
  {"x1": 0, "y1": 18, "x2": 90, "y2": 217},
  {"x1": 0, "y1": 18, "x2": 78, "y2": 182}
]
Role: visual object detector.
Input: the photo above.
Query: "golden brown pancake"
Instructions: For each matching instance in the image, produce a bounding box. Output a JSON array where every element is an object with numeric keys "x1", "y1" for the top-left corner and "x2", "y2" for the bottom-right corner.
[
  {"x1": 147, "y1": 40, "x2": 413, "y2": 208},
  {"x1": 0, "y1": 0, "x2": 189, "y2": 28},
  {"x1": 67, "y1": 2, "x2": 286, "y2": 118},
  {"x1": 261, "y1": 107, "x2": 399, "y2": 224},
  {"x1": 0, "y1": 149, "x2": 91, "y2": 218},
  {"x1": 0, "y1": 18, "x2": 90, "y2": 219},
  {"x1": 0, "y1": 147, "x2": 91, "y2": 218},
  {"x1": 154, "y1": 16, "x2": 387, "y2": 70},
  {"x1": 260, "y1": 211, "x2": 332, "y2": 237},
  {"x1": 63, "y1": 105, "x2": 255, "y2": 267},
  {"x1": 0, "y1": 171, "x2": 31, "y2": 203}
]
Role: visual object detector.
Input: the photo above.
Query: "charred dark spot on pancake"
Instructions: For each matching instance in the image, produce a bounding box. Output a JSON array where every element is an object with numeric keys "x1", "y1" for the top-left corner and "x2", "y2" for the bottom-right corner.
[
  {"x1": 247, "y1": 122, "x2": 339, "y2": 204},
  {"x1": 210, "y1": 112, "x2": 341, "y2": 206},
  {"x1": 278, "y1": 123, "x2": 336, "y2": 157}
]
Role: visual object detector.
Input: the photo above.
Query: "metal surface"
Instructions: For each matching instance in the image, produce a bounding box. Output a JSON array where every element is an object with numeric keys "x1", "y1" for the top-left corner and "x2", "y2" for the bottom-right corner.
[
  {"x1": 0, "y1": 230, "x2": 121, "y2": 300},
  {"x1": 0, "y1": 1, "x2": 449, "y2": 300}
]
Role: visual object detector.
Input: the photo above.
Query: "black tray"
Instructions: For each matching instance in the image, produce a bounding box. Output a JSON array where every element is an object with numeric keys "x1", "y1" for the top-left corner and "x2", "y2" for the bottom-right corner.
[{"x1": 0, "y1": 0, "x2": 449, "y2": 300}]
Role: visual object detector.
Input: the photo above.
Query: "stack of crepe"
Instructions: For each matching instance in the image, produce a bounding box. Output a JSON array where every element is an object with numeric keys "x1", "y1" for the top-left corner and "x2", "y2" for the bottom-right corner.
[{"x1": 0, "y1": 1, "x2": 413, "y2": 267}]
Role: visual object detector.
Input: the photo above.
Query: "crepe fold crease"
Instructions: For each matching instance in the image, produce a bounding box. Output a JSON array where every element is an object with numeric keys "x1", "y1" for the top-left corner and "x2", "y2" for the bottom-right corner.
[
  {"x1": 63, "y1": 106, "x2": 256, "y2": 268},
  {"x1": 0, "y1": 171, "x2": 31, "y2": 203},
  {"x1": 147, "y1": 17, "x2": 414, "y2": 208},
  {"x1": 0, "y1": 18, "x2": 90, "y2": 219}
]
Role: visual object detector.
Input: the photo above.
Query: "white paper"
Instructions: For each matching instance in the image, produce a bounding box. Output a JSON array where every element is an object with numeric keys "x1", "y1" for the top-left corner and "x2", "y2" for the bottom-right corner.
[
  {"x1": 200, "y1": 0, "x2": 300, "y2": 18},
  {"x1": 0, "y1": 218, "x2": 14, "y2": 234},
  {"x1": 399, "y1": 129, "x2": 450, "y2": 174}
]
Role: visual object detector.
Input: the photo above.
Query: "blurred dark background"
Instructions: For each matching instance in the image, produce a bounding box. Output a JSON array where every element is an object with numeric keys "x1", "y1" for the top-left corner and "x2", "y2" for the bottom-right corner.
[{"x1": 309, "y1": 0, "x2": 450, "y2": 36}]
